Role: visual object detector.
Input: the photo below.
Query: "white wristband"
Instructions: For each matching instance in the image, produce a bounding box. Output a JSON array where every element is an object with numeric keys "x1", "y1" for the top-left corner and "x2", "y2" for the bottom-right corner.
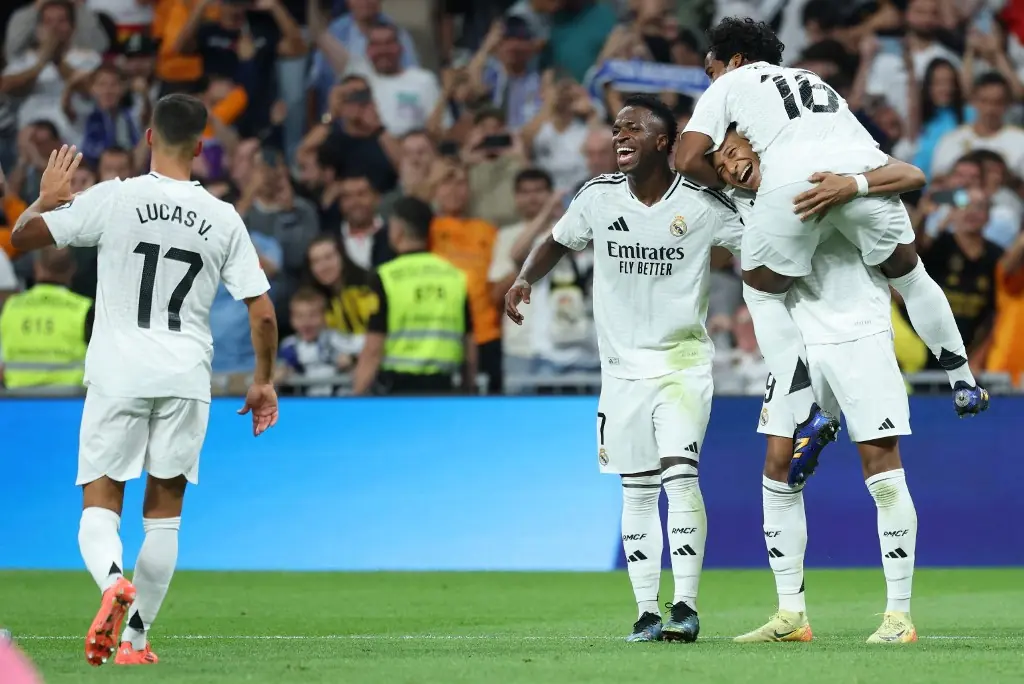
[{"x1": 853, "y1": 174, "x2": 869, "y2": 197}]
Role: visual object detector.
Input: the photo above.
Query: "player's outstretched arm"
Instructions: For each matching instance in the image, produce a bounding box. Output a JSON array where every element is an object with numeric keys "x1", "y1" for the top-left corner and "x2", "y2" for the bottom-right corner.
[
  {"x1": 239, "y1": 293, "x2": 279, "y2": 436},
  {"x1": 675, "y1": 132, "x2": 724, "y2": 189},
  {"x1": 793, "y1": 158, "x2": 926, "y2": 221},
  {"x1": 11, "y1": 145, "x2": 83, "y2": 252},
  {"x1": 505, "y1": 233, "x2": 570, "y2": 326}
]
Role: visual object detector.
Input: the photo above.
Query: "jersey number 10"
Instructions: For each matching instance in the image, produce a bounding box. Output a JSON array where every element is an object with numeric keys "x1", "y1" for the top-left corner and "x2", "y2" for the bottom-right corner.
[
  {"x1": 133, "y1": 241, "x2": 204, "y2": 332},
  {"x1": 762, "y1": 72, "x2": 839, "y2": 120}
]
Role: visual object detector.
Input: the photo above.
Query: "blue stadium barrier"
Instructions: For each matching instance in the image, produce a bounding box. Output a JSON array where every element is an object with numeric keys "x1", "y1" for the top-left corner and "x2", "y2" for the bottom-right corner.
[{"x1": 1, "y1": 397, "x2": 1019, "y2": 571}]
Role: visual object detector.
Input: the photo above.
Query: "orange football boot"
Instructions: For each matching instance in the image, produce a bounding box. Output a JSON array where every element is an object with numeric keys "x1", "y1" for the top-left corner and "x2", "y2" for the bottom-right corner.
[
  {"x1": 84, "y1": 577, "x2": 136, "y2": 666},
  {"x1": 114, "y1": 641, "x2": 159, "y2": 665}
]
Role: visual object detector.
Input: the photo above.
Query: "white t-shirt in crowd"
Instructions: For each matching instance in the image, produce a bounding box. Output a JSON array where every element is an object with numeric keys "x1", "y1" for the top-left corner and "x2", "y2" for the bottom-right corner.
[
  {"x1": 930, "y1": 124, "x2": 1024, "y2": 179},
  {"x1": 351, "y1": 62, "x2": 443, "y2": 137},
  {"x1": 866, "y1": 43, "x2": 962, "y2": 123},
  {"x1": 86, "y1": 0, "x2": 152, "y2": 26},
  {"x1": 532, "y1": 120, "x2": 592, "y2": 193},
  {"x1": 4, "y1": 49, "x2": 103, "y2": 141},
  {"x1": 488, "y1": 221, "x2": 535, "y2": 359},
  {"x1": 41, "y1": 173, "x2": 270, "y2": 402}
]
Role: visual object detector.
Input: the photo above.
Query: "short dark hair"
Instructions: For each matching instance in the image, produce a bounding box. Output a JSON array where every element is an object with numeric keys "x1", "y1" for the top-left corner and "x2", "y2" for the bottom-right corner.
[
  {"x1": 473, "y1": 107, "x2": 505, "y2": 126},
  {"x1": 390, "y1": 196, "x2": 434, "y2": 242},
  {"x1": 973, "y1": 71, "x2": 1011, "y2": 97},
  {"x1": 706, "y1": 17, "x2": 785, "y2": 66},
  {"x1": 99, "y1": 145, "x2": 131, "y2": 162},
  {"x1": 514, "y1": 168, "x2": 553, "y2": 192},
  {"x1": 367, "y1": 19, "x2": 398, "y2": 37},
  {"x1": 338, "y1": 74, "x2": 369, "y2": 89},
  {"x1": 152, "y1": 94, "x2": 208, "y2": 148},
  {"x1": 337, "y1": 171, "x2": 378, "y2": 192},
  {"x1": 964, "y1": 148, "x2": 1007, "y2": 169},
  {"x1": 291, "y1": 286, "x2": 327, "y2": 308},
  {"x1": 28, "y1": 119, "x2": 60, "y2": 141},
  {"x1": 621, "y1": 94, "x2": 679, "y2": 145},
  {"x1": 952, "y1": 153, "x2": 983, "y2": 172},
  {"x1": 38, "y1": 0, "x2": 75, "y2": 25},
  {"x1": 802, "y1": 0, "x2": 840, "y2": 30}
]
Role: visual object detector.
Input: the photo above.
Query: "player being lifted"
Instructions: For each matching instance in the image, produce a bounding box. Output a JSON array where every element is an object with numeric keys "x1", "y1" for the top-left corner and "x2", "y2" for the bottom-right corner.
[
  {"x1": 506, "y1": 95, "x2": 744, "y2": 643},
  {"x1": 716, "y1": 125, "x2": 925, "y2": 644},
  {"x1": 676, "y1": 17, "x2": 989, "y2": 486},
  {"x1": 11, "y1": 94, "x2": 280, "y2": 666}
]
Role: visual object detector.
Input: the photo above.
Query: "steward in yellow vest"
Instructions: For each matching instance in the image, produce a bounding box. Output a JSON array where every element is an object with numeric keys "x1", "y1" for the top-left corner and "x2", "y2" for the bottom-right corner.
[
  {"x1": 352, "y1": 197, "x2": 477, "y2": 395},
  {"x1": 0, "y1": 247, "x2": 92, "y2": 388}
]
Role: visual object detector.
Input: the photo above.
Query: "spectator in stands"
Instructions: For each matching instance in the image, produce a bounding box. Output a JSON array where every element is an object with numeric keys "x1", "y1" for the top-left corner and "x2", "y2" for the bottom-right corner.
[
  {"x1": 97, "y1": 145, "x2": 133, "y2": 180},
  {"x1": 0, "y1": 247, "x2": 91, "y2": 389},
  {"x1": 73, "y1": 64, "x2": 143, "y2": 166},
  {"x1": 277, "y1": 287, "x2": 358, "y2": 396},
  {"x1": 544, "y1": 0, "x2": 616, "y2": 83},
  {"x1": 468, "y1": 16, "x2": 542, "y2": 131},
  {"x1": 334, "y1": 172, "x2": 391, "y2": 270},
  {"x1": 581, "y1": 124, "x2": 616, "y2": 179},
  {"x1": 521, "y1": 71, "x2": 597, "y2": 192},
  {"x1": 379, "y1": 129, "x2": 436, "y2": 217},
  {"x1": 154, "y1": 0, "x2": 213, "y2": 89},
  {"x1": 5, "y1": 0, "x2": 109, "y2": 62},
  {"x1": 354, "y1": 196, "x2": 476, "y2": 395},
  {"x1": 932, "y1": 73, "x2": 1024, "y2": 179},
  {"x1": 913, "y1": 58, "x2": 966, "y2": 181},
  {"x1": 308, "y1": 0, "x2": 419, "y2": 115},
  {"x1": 918, "y1": 188, "x2": 1003, "y2": 372},
  {"x1": 305, "y1": 234, "x2": 376, "y2": 350},
  {"x1": 88, "y1": 0, "x2": 154, "y2": 43},
  {"x1": 506, "y1": 0, "x2": 560, "y2": 47},
  {"x1": 987, "y1": 228, "x2": 1024, "y2": 386},
  {"x1": 306, "y1": 74, "x2": 400, "y2": 194},
  {"x1": 488, "y1": 168, "x2": 558, "y2": 378},
  {"x1": 463, "y1": 108, "x2": 524, "y2": 229},
  {"x1": 70, "y1": 160, "x2": 97, "y2": 194},
  {"x1": 6, "y1": 122, "x2": 60, "y2": 209},
  {"x1": 427, "y1": 159, "x2": 501, "y2": 392},
  {"x1": 2, "y1": 0, "x2": 103, "y2": 141}
]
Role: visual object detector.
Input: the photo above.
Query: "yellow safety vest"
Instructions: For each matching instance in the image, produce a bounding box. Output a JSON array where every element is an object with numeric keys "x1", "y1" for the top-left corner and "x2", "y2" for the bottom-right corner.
[
  {"x1": 0, "y1": 284, "x2": 91, "y2": 388},
  {"x1": 377, "y1": 252, "x2": 468, "y2": 375}
]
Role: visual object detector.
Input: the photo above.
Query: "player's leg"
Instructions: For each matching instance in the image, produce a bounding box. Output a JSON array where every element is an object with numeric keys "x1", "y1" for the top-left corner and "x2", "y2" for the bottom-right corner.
[
  {"x1": 76, "y1": 390, "x2": 150, "y2": 666},
  {"x1": 117, "y1": 475, "x2": 187, "y2": 665},
  {"x1": 652, "y1": 367, "x2": 713, "y2": 643},
  {"x1": 741, "y1": 185, "x2": 841, "y2": 485},
  {"x1": 117, "y1": 397, "x2": 209, "y2": 664},
  {"x1": 598, "y1": 377, "x2": 664, "y2": 642},
  {"x1": 834, "y1": 196, "x2": 987, "y2": 413}
]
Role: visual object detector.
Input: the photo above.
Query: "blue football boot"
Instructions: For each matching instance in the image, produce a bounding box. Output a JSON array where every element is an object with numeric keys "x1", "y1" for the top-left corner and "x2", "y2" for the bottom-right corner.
[
  {"x1": 625, "y1": 612, "x2": 663, "y2": 643},
  {"x1": 661, "y1": 601, "x2": 700, "y2": 643},
  {"x1": 953, "y1": 381, "x2": 989, "y2": 417},
  {"x1": 789, "y1": 403, "x2": 840, "y2": 487}
]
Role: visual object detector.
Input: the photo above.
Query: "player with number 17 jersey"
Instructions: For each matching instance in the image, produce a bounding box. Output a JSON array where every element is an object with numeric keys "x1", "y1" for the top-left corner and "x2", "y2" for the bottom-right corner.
[{"x1": 41, "y1": 173, "x2": 269, "y2": 402}]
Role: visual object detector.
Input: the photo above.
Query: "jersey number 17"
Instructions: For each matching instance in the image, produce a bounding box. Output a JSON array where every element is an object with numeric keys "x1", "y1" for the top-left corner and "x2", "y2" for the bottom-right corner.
[
  {"x1": 133, "y1": 241, "x2": 204, "y2": 332},
  {"x1": 761, "y1": 72, "x2": 839, "y2": 120}
]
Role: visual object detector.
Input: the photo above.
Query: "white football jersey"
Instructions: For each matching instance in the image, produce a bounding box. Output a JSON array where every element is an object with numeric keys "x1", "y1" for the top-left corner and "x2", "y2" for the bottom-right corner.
[
  {"x1": 730, "y1": 188, "x2": 891, "y2": 344},
  {"x1": 685, "y1": 63, "x2": 888, "y2": 193},
  {"x1": 42, "y1": 173, "x2": 270, "y2": 401},
  {"x1": 553, "y1": 173, "x2": 744, "y2": 379}
]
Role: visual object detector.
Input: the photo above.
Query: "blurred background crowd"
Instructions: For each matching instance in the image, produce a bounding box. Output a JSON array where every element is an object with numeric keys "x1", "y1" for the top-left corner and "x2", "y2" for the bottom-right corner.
[{"x1": 0, "y1": 0, "x2": 1022, "y2": 396}]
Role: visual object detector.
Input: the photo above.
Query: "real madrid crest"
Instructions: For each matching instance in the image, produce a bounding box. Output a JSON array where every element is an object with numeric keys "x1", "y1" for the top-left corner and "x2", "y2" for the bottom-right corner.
[
  {"x1": 670, "y1": 215, "x2": 687, "y2": 237},
  {"x1": 599, "y1": 447, "x2": 609, "y2": 466},
  {"x1": 760, "y1": 407, "x2": 769, "y2": 426}
]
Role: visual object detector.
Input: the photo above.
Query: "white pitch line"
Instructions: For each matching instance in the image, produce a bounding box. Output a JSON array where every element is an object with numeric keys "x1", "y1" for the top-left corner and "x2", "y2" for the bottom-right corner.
[{"x1": 12, "y1": 634, "x2": 1012, "y2": 641}]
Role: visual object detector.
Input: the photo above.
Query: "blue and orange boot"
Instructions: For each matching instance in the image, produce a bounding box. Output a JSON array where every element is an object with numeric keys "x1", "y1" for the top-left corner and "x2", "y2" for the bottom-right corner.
[
  {"x1": 85, "y1": 577, "x2": 136, "y2": 666},
  {"x1": 789, "y1": 403, "x2": 840, "y2": 486},
  {"x1": 953, "y1": 381, "x2": 989, "y2": 417}
]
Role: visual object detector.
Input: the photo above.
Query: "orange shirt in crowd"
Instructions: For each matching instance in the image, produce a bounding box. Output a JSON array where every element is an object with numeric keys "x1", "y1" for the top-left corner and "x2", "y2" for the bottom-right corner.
[
  {"x1": 430, "y1": 217, "x2": 500, "y2": 346},
  {"x1": 986, "y1": 262, "x2": 1024, "y2": 386},
  {"x1": 1, "y1": 194, "x2": 29, "y2": 259},
  {"x1": 153, "y1": 0, "x2": 218, "y2": 84}
]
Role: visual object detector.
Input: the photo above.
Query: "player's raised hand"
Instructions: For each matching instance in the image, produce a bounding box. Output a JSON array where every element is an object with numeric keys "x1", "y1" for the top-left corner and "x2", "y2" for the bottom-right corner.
[
  {"x1": 38, "y1": 144, "x2": 82, "y2": 209},
  {"x1": 505, "y1": 278, "x2": 531, "y2": 326},
  {"x1": 238, "y1": 382, "x2": 279, "y2": 436},
  {"x1": 793, "y1": 172, "x2": 858, "y2": 222}
]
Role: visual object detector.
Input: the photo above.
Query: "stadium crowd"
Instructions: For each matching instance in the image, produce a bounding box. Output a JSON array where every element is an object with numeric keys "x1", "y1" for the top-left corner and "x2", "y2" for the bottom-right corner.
[{"x1": 0, "y1": 0, "x2": 1022, "y2": 395}]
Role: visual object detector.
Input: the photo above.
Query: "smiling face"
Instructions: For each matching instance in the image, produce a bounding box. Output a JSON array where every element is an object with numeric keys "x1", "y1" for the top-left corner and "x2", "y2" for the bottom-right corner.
[
  {"x1": 611, "y1": 105, "x2": 668, "y2": 174},
  {"x1": 711, "y1": 127, "x2": 761, "y2": 191}
]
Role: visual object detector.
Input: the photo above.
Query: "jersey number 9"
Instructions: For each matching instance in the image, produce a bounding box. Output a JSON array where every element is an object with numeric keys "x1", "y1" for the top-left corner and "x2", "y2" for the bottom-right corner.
[{"x1": 133, "y1": 241, "x2": 204, "y2": 332}]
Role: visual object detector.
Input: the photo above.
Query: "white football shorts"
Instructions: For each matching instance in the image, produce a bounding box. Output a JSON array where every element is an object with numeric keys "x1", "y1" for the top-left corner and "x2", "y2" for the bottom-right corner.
[
  {"x1": 757, "y1": 331, "x2": 911, "y2": 443},
  {"x1": 596, "y1": 365, "x2": 713, "y2": 474},
  {"x1": 741, "y1": 181, "x2": 916, "y2": 277},
  {"x1": 76, "y1": 389, "x2": 210, "y2": 486}
]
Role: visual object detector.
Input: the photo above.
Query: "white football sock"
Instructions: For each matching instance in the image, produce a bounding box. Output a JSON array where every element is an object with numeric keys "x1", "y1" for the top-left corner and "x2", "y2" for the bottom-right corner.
[
  {"x1": 123, "y1": 517, "x2": 181, "y2": 650},
  {"x1": 866, "y1": 469, "x2": 917, "y2": 613},
  {"x1": 888, "y1": 261, "x2": 974, "y2": 388},
  {"x1": 621, "y1": 474, "x2": 663, "y2": 617},
  {"x1": 742, "y1": 283, "x2": 816, "y2": 422},
  {"x1": 662, "y1": 459, "x2": 706, "y2": 611},
  {"x1": 79, "y1": 507, "x2": 125, "y2": 592},
  {"x1": 762, "y1": 476, "x2": 807, "y2": 614}
]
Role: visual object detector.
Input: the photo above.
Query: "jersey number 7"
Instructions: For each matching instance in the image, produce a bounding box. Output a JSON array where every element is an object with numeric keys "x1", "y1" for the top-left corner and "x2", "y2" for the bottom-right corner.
[
  {"x1": 761, "y1": 72, "x2": 839, "y2": 120},
  {"x1": 133, "y1": 241, "x2": 204, "y2": 332}
]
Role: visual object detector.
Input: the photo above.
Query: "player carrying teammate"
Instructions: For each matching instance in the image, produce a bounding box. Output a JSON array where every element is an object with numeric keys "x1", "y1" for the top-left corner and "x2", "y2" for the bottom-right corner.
[
  {"x1": 506, "y1": 95, "x2": 744, "y2": 643},
  {"x1": 675, "y1": 17, "x2": 989, "y2": 487},
  {"x1": 715, "y1": 125, "x2": 926, "y2": 643},
  {"x1": 10, "y1": 94, "x2": 279, "y2": 666}
]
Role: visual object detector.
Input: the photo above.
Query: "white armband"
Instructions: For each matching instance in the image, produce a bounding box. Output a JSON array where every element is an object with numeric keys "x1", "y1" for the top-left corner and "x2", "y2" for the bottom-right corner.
[{"x1": 852, "y1": 174, "x2": 869, "y2": 197}]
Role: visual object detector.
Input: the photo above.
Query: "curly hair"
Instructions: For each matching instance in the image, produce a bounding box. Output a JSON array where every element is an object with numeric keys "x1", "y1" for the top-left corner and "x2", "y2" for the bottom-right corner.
[
  {"x1": 621, "y1": 94, "x2": 679, "y2": 145},
  {"x1": 706, "y1": 17, "x2": 785, "y2": 66}
]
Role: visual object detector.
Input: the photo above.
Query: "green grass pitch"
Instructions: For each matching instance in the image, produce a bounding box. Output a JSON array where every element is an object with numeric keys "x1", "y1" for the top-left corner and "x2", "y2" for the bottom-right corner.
[{"x1": 4, "y1": 569, "x2": 1022, "y2": 683}]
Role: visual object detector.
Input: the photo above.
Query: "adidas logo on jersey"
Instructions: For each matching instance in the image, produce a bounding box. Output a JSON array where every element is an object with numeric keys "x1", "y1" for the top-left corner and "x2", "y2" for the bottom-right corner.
[
  {"x1": 878, "y1": 418, "x2": 895, "y2": 430},
  {"x1": 607, "y1": 217, "x2": 629, "y2": 231}
]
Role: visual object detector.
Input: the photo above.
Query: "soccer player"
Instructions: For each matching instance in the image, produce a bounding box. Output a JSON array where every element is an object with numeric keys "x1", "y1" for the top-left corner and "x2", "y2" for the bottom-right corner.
[
  {"x1": 715, "y1": 126, "x2": 924, "y2": 644},
  {"x1": 675, "y1": 17, "x2": 989, "y2": 487},
  {"x1": 505, "y1": 94, "x2": 744, "y2": 643},
  {"x1": 10, "y1": 94, "x2": 279, "y2": 666}
]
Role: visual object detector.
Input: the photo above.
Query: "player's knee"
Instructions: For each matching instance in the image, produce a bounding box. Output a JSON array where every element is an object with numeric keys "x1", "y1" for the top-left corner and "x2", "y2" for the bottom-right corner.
[
  {"x1": 142, "y1": 475, "x2": 187, "y2": 519},
  {"x1": 661, "y1": 458, "x2": 701, "y2": 511},
  {"x1": 621, "y1": 474, "x2": 661, "y2": 512},
  {"x1": 858, "y1": 437, "x2": 902, "y2": 479},
  {"x1": 763, "y1": 437, "x2": 792, "y2": 482},
  {"x1": 81, "y1": 477, "x2": 126, "y2": 514},
  {"x1": 879, "y1": 243, "x2": 919, "y2": 279},
  {"x1": 142, "y1": 517, "x2": 181, "y2": 534},
  {"x1": 742, "y1": 266, "x2": 793, "y2": 295}
]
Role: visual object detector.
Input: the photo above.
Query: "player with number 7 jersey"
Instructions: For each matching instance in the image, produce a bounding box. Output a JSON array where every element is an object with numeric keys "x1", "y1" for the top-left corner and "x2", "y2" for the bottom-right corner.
[{"x1": 10, "y1": 94, "x2": 279, "y2": 668}]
